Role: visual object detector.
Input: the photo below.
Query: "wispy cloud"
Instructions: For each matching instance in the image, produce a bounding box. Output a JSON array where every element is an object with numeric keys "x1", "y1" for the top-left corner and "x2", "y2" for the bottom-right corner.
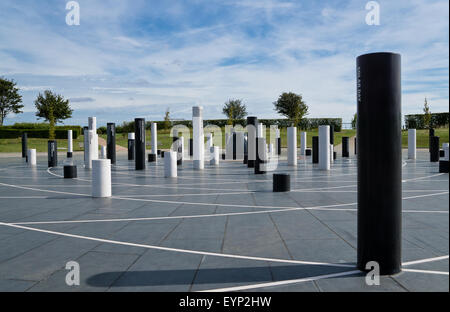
[{"x1": 0, "y1": 0, "x2": 447, "y2": 126}]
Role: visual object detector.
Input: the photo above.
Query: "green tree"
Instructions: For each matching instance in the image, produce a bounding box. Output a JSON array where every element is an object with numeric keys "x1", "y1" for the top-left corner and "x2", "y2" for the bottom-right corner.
[
  {"x1": 273, "y1": 92, "x2": 308, "y2": 126},
  {"x1": 163, "y1": 108, "x2": 171, "y2": 130},
  {"x1": 222, "y1": 99, "x2": 247, "y2": 126},
  {"x1": 35, "y1": 90, "x2": 72, "y2": 140},
  {"x1": 35, "y1": 90, "x2": 73, "y2": 124},
  {"x1": 351, "y1": 113, "x2": 357, "y2": 129},
  {"x1": 423, "y1": 97, "x2": 432, "y2": 129},
  {"x1": 0, "y1": 77, "x2": 23, "y2": 126}
]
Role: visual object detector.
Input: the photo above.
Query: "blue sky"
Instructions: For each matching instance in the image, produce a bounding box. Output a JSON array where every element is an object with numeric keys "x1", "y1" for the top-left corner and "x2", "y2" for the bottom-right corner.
[{"x1": 0, "y1": 0, "x2": 448, "y2": 127}]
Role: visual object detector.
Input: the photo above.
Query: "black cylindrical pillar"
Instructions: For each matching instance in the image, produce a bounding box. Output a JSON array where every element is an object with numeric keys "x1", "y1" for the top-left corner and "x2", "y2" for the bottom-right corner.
[
  {"x1": 48, "y1": 140, "x2": 57, "y2": 167},
  {"x1": 312, "y1": 136, "x2": 319, "y2": 164},
  {"x1": 135, "y1": 118, "x2": 146, "y2": 170},
  {"x1": 277, "y1": 137, "x2": 282, "y2": 155},
  {"x1": 107, "y1": 123, "x2": 116, "y2": 165},
  {"x1": 430, "y1": 136, "x2": 440, "y2": 162},
  {"x1": 22, "y1": 133, "x2": 28, "y2": 159},
  {"x1": 355, "y1": 137, "x2": 357, "y2": 155},
  {"x1": 233, "y1": 133, "x2": 237, "y2": 160},
  {"x1": 429, "y1": 128, "x2": 435, "y2": 152},
  {"x1": 189, "y1": 139, "x2": 193, "y2": 157},
  {"x1": 247, "y1": 117, "x2": 258, "y2": 168},
  {"x1": 273, "y1": 174, "x2": 290, "y2": 192},
  {"x1": 128, "y1": 139, "x2": 135, "y2": 160},
  {"x1": 357, "y1": 52, "x2": 402, "y2": 275},
  {"x1": 342, "y1": 137, "x2": 350, "y2": 158},
  {"x1": 329, "y1": 125, "x2": 335, "y2": 145},
  {"x1": 64, "y1": 165, "x2": 77, "y2": 179}
]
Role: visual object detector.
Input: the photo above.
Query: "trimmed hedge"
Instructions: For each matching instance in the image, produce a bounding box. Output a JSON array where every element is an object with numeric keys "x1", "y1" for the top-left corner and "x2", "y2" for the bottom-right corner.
[
  {"x1": 115, "y1": 118, "x2": 343, "y2": 133},
  {"x1": 0, "y1": 128, "x2": 80, "y2": 139},
  {"x1": 405, "y1": 112, "x2": 449, "y2": 129}
]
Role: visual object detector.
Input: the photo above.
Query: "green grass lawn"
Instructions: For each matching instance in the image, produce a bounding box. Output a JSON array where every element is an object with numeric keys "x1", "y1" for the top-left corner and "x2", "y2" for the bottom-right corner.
[{"x1": 1, "y1": 127, "x2": 448, "y2": 153}]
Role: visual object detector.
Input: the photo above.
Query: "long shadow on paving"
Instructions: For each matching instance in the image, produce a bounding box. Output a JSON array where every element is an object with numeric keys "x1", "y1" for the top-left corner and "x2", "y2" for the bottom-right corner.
[{"x1": 86, "y1": 264, "x2": 355, "y2": 287}]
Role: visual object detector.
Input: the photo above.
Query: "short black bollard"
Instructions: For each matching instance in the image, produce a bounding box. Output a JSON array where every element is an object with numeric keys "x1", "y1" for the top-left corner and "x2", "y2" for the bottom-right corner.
[
  {"x1": 333, "y1": 151, "x2": 337, "y2": 160},
  {"x1": 161, "y1": 151, "x2": 165, "y2": 158},
  {"x1": 305, "y1": 148, "x2": 312, "y2": 156},
  {"x1": 273, "y1": 174, "x2": 290, "y2": 192},
  {"x1": 64, "y1": 165, "x2": 77, "y2": 179},
  {"x1": 439, "y1": 160, "x2": 449, "y2": 173},
  {"x1": 439, "y1": 150, "x2": 445, "y2": 158},
  {"x1": 148, "y1": 154, "x2": 156, "y2": 162}
]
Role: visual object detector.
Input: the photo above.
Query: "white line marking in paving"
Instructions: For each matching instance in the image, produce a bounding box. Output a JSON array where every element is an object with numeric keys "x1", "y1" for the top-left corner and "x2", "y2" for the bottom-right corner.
[
  {"x1": 402, "y1": 255, "x2": 449, "y2": 266},
  {"x1": 0, "y1": 221, "x2": 356, "y2": 268},
  {"x1": 402, "y1": 269, "x2": 449, "y2": 276},
  {"x1": 199, "y1": 270, "x2": 362, "y2": 292}
]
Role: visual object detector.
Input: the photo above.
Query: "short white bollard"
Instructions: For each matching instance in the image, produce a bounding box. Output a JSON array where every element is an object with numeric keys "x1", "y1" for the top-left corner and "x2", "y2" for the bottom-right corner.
[
  {"x1": 319, "y1": 126, "x2": 330, "y2": 170},
  {"x1": 101, "y1": 146, "x2": 107, "y2": 159},
  {"x1": 211, "y1": 146, "x2": 220, "y2": 166},
  {"x1": 164, "y1": 151, "x2": 178, "y2": 178},
  {"x1": 27, "y1": 149, "x2": 36, "y2": 167},
  {"x1": 287, "y1": 127, "x2": 297, "y2": 166},
  {"x1": 443, "y1": 143, "x2": 449, "y2": 161},
  {"x1": 408, "y1": 129, "x2": 416, "y2": 160},
  {"x1": 300, "y1": 132, "x2": 307, "y2": 156},
  {"x1": 92, "y1": 159, "x2": 111, "y2": 198}
]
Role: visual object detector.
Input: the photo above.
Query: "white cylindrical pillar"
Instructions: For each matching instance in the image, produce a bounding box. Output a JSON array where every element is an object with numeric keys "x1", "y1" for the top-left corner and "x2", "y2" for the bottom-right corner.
[
  {"x1": 27, "y1": 149, "x2": 36, "y2": 166},
  {"x1": 151, "y1": 123, "x2": 158, "y2": 155},
  {"x1": 408, "y1": 129, "x2": 416, "y2": 160},
  {"x1": 128, "y1": 133, "x2": 135, "y2": 140},
  {"x1": 443, "y1": 143, "x2": 449, "y2": 161},
  {"x1": 211, "y1": 146, "x2": 220, "y2": 166},
  {"x1": 269, "y1": 143, "x2": 274, "y2": 157},
  {"x1": 300, "y1": 132, "x2": 307, "y2": 156},
  {"x1": 164, "y1": 151, "x2": 178, "y2": 177},
  {"x1": 287, "y1": 127, "x2": 297, "y2": 166},
  {"x1": 101, "y1": 146, "x2": 107, "y2": 159},
  {"x1": 86, "y1": 130, "x2": 99, "y2": 169},
  {"x1": 257, "y1": 123, "x2": 264, "y2": 138},
  {"x1": 193, "y1": 106, "x2": 204, "y2": 170},
  {"x1": 319, "y1": 126, "x2": 330, "y2": 170},
  {"x1": 207, "y1": 133, "x2": 213, "y2": 150},
  {"x1": 92, "y1": 159, "x2": 111, "y2": 198},
  {"x1": 68, "y1": 130, "x2": 73, "y2": 154},
  {"x1": 88, "y1": 117, "x2": 97, "y2": 131}
]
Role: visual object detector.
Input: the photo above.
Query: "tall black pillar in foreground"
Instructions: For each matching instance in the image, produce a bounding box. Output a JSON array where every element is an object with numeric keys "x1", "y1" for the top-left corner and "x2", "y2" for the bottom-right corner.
[
  {"x1": 430, "y1": 136, "x2": 440, "y2": 162},
  {"x1": 357, "y1": 52, "x2": 402, "y2": 275},
  {"x1": 342, "y1": 137, "x2": 350, "y2": 157},
  {"x1": 354, "y1": 137, "x2": 357, "y2": 155},
  {"x1": 22, "y1": 133, "x2": 28, "y2": 159},
  {"x1": 135, "y1": 118, "x2": 146, "y2": 170},
  {"x1": 48, "y1": 140, "x2": 57, "y2": 167},
  {"x1": 107, "y1": 123, "x2": 116, "y2": 165},
  {"x1": 312, "y1": 136, "x2": 319, "y2": 164}
]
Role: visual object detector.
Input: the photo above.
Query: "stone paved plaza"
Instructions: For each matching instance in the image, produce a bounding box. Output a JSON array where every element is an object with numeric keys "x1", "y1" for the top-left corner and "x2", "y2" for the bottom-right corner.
[{"x1": 0, "y1": 150, "x2": 448, "y2": 292}]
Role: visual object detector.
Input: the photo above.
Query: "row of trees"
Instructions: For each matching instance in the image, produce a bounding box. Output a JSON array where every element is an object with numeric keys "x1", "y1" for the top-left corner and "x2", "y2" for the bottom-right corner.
[
  {"x1": 0, "y1": 78, "x2": 73, "y2": 139},
  {"x1": 222, "y1": 92, "x2": 308, "y2": 126}
]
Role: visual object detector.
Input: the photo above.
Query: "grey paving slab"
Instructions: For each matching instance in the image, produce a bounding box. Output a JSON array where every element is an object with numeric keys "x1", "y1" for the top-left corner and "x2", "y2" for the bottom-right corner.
[{"x1": 0, "y1": 150, "x2": 447, "y2": 292}]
